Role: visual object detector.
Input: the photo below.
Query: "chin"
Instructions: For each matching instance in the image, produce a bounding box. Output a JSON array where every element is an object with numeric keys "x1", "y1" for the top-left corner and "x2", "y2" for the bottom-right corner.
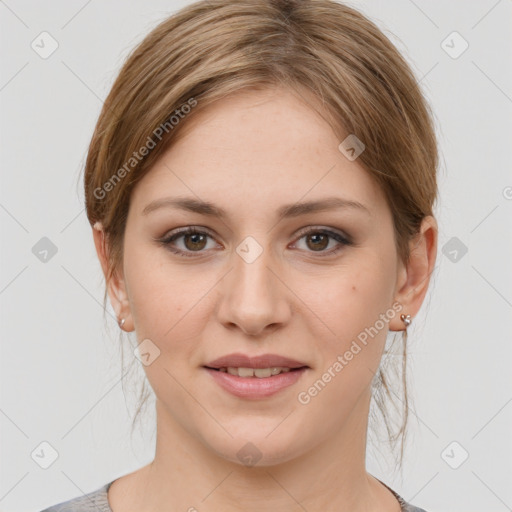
[{"x1": 202, "y1": 425, "x2": 310, "y2": 469}]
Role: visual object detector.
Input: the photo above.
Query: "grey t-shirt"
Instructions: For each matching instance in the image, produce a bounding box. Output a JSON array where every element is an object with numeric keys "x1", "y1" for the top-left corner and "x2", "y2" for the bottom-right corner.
[{"x1": 39, "y1": 478, "x2": 427, "y2": 512}]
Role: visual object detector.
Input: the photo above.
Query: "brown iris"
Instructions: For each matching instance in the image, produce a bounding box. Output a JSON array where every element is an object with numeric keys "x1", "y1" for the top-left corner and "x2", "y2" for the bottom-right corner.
[
  {"x1": 183, "y1": 233, "x2": 208, "y2": 251},
  {"x1": 305, "y1": 233, "x2": 329, "y2": 251}
]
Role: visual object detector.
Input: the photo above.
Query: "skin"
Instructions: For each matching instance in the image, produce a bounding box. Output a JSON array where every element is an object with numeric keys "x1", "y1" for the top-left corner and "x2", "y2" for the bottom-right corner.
[{"x1": 93, "y1": 86, "x2": 437, "y2": 512}]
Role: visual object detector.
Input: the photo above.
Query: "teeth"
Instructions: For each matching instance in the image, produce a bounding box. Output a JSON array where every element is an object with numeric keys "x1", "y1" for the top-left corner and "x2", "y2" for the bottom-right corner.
[
  {"x1": 222, "y1": 367, "x2": 293, "y2": 378},
  {"x1": 238, "y1": 367, "x2": 254, "y2": 378},
  {"x1": 254, "y1": 368, "x2": 271, "y2": 378}
]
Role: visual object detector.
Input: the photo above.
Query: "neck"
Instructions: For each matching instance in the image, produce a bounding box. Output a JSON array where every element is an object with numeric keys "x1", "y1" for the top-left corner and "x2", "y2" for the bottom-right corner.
[{"x1": 119, "y1": 387, "x2": 399, "y2": 512}]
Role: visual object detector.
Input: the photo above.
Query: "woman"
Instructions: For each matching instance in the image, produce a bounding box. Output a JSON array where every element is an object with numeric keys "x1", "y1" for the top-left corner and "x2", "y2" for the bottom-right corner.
[{"x1": 41, "y1": 0, "x2": 438, "y2": 510}]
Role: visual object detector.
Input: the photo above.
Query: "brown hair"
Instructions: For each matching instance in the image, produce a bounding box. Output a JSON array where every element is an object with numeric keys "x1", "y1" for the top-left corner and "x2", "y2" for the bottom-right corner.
[{"x1": 83, "y1": 0, "x2": 438, "y2": 471}]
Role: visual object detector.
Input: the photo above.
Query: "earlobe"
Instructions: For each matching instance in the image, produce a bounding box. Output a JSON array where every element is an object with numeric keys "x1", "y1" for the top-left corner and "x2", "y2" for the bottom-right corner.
[{"x1": 389, "y1": 215, "x2": 438, "y2": 332}]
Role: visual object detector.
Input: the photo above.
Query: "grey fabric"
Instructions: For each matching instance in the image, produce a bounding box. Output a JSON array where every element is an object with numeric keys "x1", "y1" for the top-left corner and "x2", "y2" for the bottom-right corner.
[
  {"x1": 377, "y1": 478, "x2": 428, "y2": 512},
  {"x1": 39, "y1": 482, "x2": 113, "y2": 512},
  {"x1": 40, "y1": 479, "x2": 428, "y2": 511}
]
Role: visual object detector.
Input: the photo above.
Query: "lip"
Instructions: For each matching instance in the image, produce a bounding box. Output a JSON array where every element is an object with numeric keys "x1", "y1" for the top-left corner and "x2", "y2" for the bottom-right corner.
[
  {"x1": 204, "y1": 366, "x2": 308, "y2": 399},
  {"x1": 204, "y1": 352, "x2": 309, "y2": 370},
  {"x1": 203, "y1": 353, "x2": 310, "y2": 399}
]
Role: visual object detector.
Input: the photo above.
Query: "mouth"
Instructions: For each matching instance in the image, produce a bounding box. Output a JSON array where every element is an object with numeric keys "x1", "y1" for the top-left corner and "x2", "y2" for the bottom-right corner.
[
  {"x1": 202, "y1": 353, "x2": 310, "y2": 399},
  {"x1": 203, "y1": 366, "x2": 308, "y2": 378},
  {"x1": 203, "y1": 352, "x2": 310, "y2": 376}
]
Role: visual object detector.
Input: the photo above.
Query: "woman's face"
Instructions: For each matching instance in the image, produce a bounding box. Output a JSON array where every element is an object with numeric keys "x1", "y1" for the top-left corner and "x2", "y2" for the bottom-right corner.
[{"x1": 112, "y1": 87, "x2": 409, "y2": 465}]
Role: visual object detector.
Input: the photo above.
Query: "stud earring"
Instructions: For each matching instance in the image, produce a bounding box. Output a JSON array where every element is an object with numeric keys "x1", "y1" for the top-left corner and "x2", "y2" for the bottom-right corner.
[
  {"x1": 400, "y1": 314, "x2": 412, "y2": 327},
  {"x1": 118, "y1": 317, "x2": 126, "y2": 328}
]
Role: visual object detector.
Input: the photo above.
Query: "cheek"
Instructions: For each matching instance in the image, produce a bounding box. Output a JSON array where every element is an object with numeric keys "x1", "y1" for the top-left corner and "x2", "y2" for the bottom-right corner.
[
  {"x1": 299, "y1": 255, "x2": 396, "y2": 345},
  {"x1": 123, "y1": 242, "x2": 208, "y2": 345},
  {"x1": 295, "y1": 255, "x2": 398, "y2": 408},
  {"x1": 294, "y1": 259, "x2": 396, "y2": 419}
]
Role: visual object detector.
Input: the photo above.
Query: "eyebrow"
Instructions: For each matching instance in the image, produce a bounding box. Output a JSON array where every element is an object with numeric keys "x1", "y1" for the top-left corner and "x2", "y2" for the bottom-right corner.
[{"x1": 142, "y1": 196, "x2": 371, "y2": 218}]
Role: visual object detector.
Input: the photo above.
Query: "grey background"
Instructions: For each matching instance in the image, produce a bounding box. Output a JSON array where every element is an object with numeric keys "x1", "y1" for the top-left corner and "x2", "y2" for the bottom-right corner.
[{"x1": 1, "y1": 1, "x2": 511, "y2": 511}]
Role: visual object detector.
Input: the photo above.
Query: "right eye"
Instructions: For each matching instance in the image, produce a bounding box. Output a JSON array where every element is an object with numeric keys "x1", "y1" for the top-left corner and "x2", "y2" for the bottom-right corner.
[{"x1": 158, "y1": 227, "x2": 219, "y2": 257}]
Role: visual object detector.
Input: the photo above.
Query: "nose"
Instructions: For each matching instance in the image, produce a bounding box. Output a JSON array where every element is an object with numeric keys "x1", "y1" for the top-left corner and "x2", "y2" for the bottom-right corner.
[{"x1": 215, "y1": 243, "x2": 291, "y2": 337}]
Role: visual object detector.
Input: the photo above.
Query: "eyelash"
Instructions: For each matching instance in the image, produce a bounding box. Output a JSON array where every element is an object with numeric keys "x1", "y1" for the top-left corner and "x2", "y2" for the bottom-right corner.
[{"x1": 157, "y1": 226, "x2": 353, "y2": 258}]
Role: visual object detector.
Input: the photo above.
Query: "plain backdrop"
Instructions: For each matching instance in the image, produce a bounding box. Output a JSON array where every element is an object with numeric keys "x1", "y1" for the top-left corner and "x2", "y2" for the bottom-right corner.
[{"x1": 1, "y1": 1, "x2": 511, "y2": 511}]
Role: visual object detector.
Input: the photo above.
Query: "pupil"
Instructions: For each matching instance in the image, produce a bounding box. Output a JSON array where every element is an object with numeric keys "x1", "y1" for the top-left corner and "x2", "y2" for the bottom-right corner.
[
  {"x1": 308, "y1": 233, "x2": 327, "y2": 251},
  {"x1": 186, "y1": 233, "x2": 206, "y2": 250}
]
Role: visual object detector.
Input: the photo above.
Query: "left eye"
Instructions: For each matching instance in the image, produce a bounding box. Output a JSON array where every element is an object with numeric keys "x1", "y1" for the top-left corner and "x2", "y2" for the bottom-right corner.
[
  {"x1": 291, "y1": 228, "x2": 351, "y2": 256},
  {"x1": 158, "y1": 227, "x2": 351, "y2": 258}
]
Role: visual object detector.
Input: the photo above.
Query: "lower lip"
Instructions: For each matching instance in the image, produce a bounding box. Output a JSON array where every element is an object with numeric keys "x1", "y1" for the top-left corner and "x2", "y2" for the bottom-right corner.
[{"x1": 204, "y1": 367, "x2": 308, "y2": 399}]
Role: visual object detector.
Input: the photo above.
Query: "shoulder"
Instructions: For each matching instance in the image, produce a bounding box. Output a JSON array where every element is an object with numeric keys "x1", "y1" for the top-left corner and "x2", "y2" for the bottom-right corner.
[
  {"x1": 38, "y1": 481, "x2": 114, "y2": 512},
  {"x1": 393, "y1": 489, "x2": 428, "y2": 512},
  {"x1": 403, "y1": 505, "x2": 428, "y2": 512},
  {"x1": 391, "y1": 490, "x2": 429, "y2": 512},
  {"x1": 376, "y1": 477, "x2": 428, "y2": 512}
]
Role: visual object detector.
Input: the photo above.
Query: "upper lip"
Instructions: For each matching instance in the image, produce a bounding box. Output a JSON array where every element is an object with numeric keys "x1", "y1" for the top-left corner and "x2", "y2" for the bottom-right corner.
[{"x1": 204, "y1": 353, "x2": 309, "y2": 369}]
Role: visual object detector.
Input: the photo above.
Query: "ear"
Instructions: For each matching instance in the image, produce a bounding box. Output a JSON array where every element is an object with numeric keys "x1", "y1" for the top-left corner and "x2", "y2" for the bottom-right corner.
[
  {"x1": 389, "y1": 215, "x2": 438, "y2": 332},
  {"x1": 92, "y1": 222, "x2": 133, "y2": 332}
]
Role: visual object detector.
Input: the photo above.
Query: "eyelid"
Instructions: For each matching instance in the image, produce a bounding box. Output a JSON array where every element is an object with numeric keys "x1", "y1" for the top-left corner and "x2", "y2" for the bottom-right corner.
[
  {"x1": 157, "y1": 226, "x2": 219, "y2": 249},
  {"x1": 293, "y1": 225, "x2": 352, "y2": 245}
]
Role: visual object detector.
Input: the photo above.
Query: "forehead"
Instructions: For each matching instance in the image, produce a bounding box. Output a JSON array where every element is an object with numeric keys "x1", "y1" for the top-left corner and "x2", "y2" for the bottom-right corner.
[{"x1": 130, "y1": 87, "x2": 387, "y2": 219}]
